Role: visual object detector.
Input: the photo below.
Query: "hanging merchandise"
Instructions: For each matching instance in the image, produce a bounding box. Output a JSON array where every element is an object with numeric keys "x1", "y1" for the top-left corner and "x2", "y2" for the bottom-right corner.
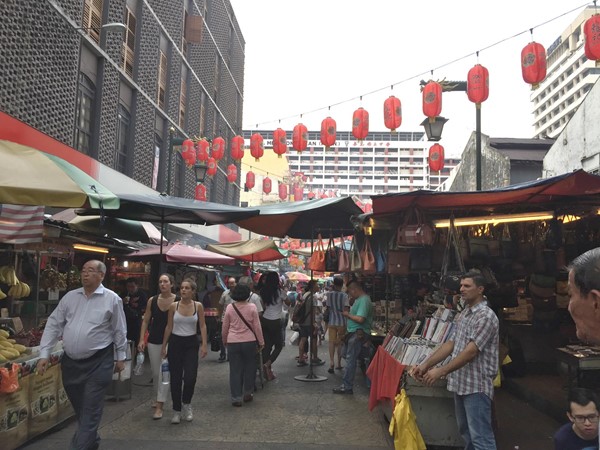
[
  {"x1": 467, "y1": 64, "x2": 489, "y2": 105},
  {"x1": 293, "y1": 186, "x2": 303, "y2": 201},
  {"x1": 263, "y1": 176, "x2": 272, "y2": 194},
  {"x1": 292, "y1": 123, "x2": 308, "y2": 152},
  {"x1": 325, "y1": 236, "x2": 339, "y2": 272},
  {"x1": 212, "y1": 137, "x2": 225, "y2": 160},
  {"x1": 422, "y1": 80, "x2": 442, "y2": 121},
  {"x1": 250, "y1": 132, "x2": 264, "y2": 161},
  {"x1": 383, "y1": 95, "x2": 402, "y2": 132},
  {"x1": 388, "y1": 390, "x2": 427, "y2": 450},
  {"x1": 196, "y1": 139, "x2": 210, "y2": 162},
  {"x1": 0, "y1": 363, "x2": 20, "y2": 394},
  {"x1": 230, "y1": 135, "x2": 245, "y2": 161},
  {"x1": 352, "y1": 107, "x2": 369, "y2": 141},
  {"x1": 272, "y1": 128, "x2": 287, "y2": 158},
  {"x1": 349, "y1": 236, "x2": 362, "y2": 271},
  {"x1": 226, "y1": 164, "x2": 237, "y2": 183},
  {"x1": 308, "y1": 235, "x2": 326, "y2": 271},
  {"x1": 245, "y1": 171, "x2": 255, "y2": 190},
  {"x1": 278, "y1": 182, "x2": 288, "y2": 200},
  {"x1": 307, "y1": 191, "x2": 315, "y2": 200},
  {"x1": 584, "y1": 14, "x2": 600, "y2": 66},
  {"x1": 195, "y1": 184, "x2": 207, "y2": 201},
  {"x1": 521, "y1": 41, "x2": 547, "y2": 89},
  {"x1": 181, "y1": 139, "x2": 196, "y2": 166},
  {"x1": 320, "y1": 116, "x2": 336, "y2": 150},
  {"x1": 206, "y1": 157, "x2": 217, "y2": 177},
  {"x1": 360, "y1": 236, "x2": 376, "y2": 274},
  {"x1": 428, "y1": 143, "x2": 445, "y2": 172}
]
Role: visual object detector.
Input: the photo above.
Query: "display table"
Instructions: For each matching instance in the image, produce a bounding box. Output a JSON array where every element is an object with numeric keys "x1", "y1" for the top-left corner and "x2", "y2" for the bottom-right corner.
[
  {"x1": 0, "y1": 348, "x2": 73, "y2": 450},
  {"x1": 556, "y1": 346, "x2": 600, "y2": 390}
]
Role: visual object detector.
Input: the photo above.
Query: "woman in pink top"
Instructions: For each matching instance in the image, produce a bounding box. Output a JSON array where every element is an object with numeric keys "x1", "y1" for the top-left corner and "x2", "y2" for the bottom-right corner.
[{"x1": 222, "y1": 284, "x2": 264, "y2": 406}]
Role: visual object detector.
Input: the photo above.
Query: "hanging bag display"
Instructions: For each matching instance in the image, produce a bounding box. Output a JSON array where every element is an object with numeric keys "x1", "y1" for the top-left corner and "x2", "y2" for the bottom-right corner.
[
  {"x1": 396, "y1": 208, "x2": 434, "y2": 247},
  {"x1": 387, "y1": 229, "x2": 410, "y2": 275},
  {"x1": 0, "y1": 363, "x2": 20, "y2": 394},
  {"x1": 500, "y1": 224, "x2": 517, "y2": 258},
  {"x1": 361, "y1": 236, "x2": 376, "y2": 274},
  {"x1": 308, "y1": 235, "x2": 326, "y2": 272},
  {"x1": 376, "y1": 242, "x2": 387, "y2": 273},
  {"x1": 349, "y1": 236, "x2": 362, "y2": 271},
  {"x1": 439, "y1": 218, "x2": 466, "y2": 290},
  {"x1": 325, "y1": 236, "x2": 339, "y2": 272},
  {"x1": 338, "y1": 244, "x2": 351, "y2": 272}
]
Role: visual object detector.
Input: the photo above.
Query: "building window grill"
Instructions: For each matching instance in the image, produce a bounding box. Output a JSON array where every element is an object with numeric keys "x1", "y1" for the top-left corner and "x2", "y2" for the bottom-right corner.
[
  {"x1": 75, "y1": 73, "x2": 95, "y2": 155},
  {"x1": 115, "y1": 105, "x2": 130, "y2": 174}
]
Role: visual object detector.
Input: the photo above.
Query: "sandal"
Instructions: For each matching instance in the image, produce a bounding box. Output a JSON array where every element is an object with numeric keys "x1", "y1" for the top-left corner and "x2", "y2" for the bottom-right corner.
[{"x1": 153, "y1": 410, "x2": 163, "y2": 420}]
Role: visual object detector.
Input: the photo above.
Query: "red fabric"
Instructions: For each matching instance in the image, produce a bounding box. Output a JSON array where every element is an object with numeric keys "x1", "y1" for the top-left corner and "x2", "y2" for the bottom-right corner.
[{"x1": 366, "y1": 346, "x2": 406, "y2": 411}]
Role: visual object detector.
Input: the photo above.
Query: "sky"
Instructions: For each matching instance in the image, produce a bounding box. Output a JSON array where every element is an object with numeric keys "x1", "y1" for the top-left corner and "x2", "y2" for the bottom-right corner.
[{"x1": 228, "y1": 1, "x2": 590, "y2": 158}]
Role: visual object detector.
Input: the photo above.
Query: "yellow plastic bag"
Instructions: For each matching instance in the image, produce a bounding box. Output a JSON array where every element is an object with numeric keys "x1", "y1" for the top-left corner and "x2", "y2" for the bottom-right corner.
[
  {"x1": 389, "y1": 389, "x2": 427, "y2": 450},
  {"x1": 493, "y1": 355, "x2": 513, "y2": 388}
]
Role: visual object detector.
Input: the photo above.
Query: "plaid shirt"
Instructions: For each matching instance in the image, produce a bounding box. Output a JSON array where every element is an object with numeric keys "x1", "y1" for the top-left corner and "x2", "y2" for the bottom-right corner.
[{"x1": 446, "y1": 301, "x2": 499, "y2": 399}]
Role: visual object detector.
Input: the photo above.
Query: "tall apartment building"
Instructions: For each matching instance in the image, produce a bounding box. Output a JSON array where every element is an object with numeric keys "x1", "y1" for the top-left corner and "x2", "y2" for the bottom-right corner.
[
  {"x1": 0, "y1": 0, "x2": 244, "y2": 205},
  {"x1": 532, "y1": 6, "x2": 600, "y2": 139},
  {"x1": 242, "y1": 130, "x2": 459, "y2": 202}
]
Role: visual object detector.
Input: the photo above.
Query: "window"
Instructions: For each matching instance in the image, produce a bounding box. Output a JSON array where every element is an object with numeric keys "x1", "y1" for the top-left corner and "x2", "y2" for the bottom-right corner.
[
  {"x1": 121, "y1": 7, "x2": 136, "y2": 78},
  {"x1": 182, "y1": 9, "x2": 188, "y2": 56},
  {"x1": 157, "y1": 50, "x2": 167, "y2": 109},
  {"x1": 115, "y1": 105, "x2": 130, "y2": 174},
  {"x1": 75, "y1": 73, "x2": 95, "y2": 155},
  {"x1": 199, "y1": 94, "x2": 206, "y2": 137},
  {"x1": 213, "y1": 52, "x2": 220, "y2": 99},
  {"x1": 82, "y1": 0, "x2": 103, "y2": 43},
  {"x1": 179, "y1": 70, "x2": 187, "y2": 128}
]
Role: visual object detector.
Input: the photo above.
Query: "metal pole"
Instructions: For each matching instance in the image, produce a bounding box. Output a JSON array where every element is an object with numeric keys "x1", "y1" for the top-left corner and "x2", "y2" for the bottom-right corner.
[
  {"x1": 166, "y1": 127, "x2": 174, "y2": 196},
  {"x1": 476, "y1": 105, "x2": 482, "y2": 191}
]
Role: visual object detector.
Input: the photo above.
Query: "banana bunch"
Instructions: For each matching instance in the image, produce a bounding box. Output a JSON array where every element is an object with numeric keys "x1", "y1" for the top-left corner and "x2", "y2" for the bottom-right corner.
[
  {"x1": 0, "y1": 266, "x2": 19, "y2": 286},
  {"x1": 0, "y1": 289, "x2": 5, "y2": 300},
  {"x1": 0, "y1": 330, "x2": 27, "y2": 362},
  {"x1": 7, "y1": 281, "x2": 30, "y2": 299}
]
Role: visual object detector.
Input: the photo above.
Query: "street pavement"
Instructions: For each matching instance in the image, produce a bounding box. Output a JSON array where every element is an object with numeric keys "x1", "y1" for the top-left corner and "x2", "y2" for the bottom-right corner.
[{"x1": 21, "y1": 332, "x2": 560, "y2": 450}]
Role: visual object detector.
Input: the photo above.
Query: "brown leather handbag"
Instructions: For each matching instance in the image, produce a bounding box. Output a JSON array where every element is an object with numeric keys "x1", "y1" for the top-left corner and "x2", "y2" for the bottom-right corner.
[
  {"x1": 308, "y1": 235, "x2": 326, "y2": 271},
  {"x1": 361, "y1": 237, "x2": 376, "y2": 274}
]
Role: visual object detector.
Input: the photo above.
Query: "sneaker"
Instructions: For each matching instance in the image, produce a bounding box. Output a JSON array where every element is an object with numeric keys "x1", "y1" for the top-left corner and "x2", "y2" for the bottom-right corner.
[
  {"x1": 171, "y1": 412, "x2": 181, "y2": 424},
  {"x1": 328, "y1": 367, "x2": 335, "y2": 374},
  {"x1": 332, "y1": 386, "x2": 353, "y2": 395},
  {"x1": 243, "y1": 394, "x2": 253, "y2": 403},
  {"x1": 297, "y1": 360, "x2": 308, "y2": 367},
  {"x1": 182, "y1": 404, "x2": 193, "y2": 422}
]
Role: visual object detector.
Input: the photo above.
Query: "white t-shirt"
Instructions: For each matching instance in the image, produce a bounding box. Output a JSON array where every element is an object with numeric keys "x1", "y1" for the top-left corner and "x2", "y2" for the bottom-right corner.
[{"x1": 261, "y1": 289, "x2": 287, "y2": 320}]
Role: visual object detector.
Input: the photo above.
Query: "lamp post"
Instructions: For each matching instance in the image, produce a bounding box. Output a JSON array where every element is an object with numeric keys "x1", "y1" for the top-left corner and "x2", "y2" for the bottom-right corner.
[
  {"x1": 420, "y1": 80, "x2": 482, "y2": 190},
  {"x1": 166, "y1": 127, "x2": 208, "y2": 196}
]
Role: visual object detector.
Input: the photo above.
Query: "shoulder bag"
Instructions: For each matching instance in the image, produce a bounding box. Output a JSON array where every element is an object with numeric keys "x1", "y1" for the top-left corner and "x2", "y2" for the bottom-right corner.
[
  {"x1": 308, "y1": 235, "x2": 326, "y2": 272},
  {"x1": 325, "y1": 236, "x2": 339, "y2": 272},
  {"x1": 231, "y1": 303, "x2": 260, "y2": 351},
  {"x1": 361, "y1": 236, "x2": 376, "y2": 274},
  {"x1": 349, "y1": 236, "x2": 362, "y2": 271},
  {"x1": 397, "y1": 208, "x2": 434, "y2": 246}
]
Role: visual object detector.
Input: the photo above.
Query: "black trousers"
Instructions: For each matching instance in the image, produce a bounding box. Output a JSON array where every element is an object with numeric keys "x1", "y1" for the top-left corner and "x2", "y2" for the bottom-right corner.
[
  {"x1": 61, "y1": 344, "x2": 114, "y2": 450},
  {"x1": 168, "y1": 334, "x2": 199, "y2": 412},
  {"x1": 261, "y1": 317, "x2": 283, "y2": 365}
]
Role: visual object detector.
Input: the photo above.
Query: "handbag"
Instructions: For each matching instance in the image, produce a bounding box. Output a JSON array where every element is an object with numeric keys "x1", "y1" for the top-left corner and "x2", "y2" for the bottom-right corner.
[
  {"x1": 409, "y1": 246, "x2": 432, "y2": 271},
  {"x1": 361, "y1": 236, "x2": 376, "y2": 274},
  {"x1": 349, "y1": 237, "x2": 362, "y2": 271},
  {"x1": 325, "y1": 236, "x2": 339, "y2": 272},
  {"x1": 308, "y1": 235, "x2": 326, "y2": 272},
  {"x1": 338, "y1": 247, "x2": 350, "y2": 272},
  {"x1": 0, "y1": 363, "x2": 19, "y2": 394},
  {"x1": 210, "y1": 331, "x2": 221, "y2": 352},
  {"x1": 376, "y1": 243, "x2": 386, "y2": 273},
  {"x1": 396, "y1": 208, "x2": 434, "y2": 246},
  {"x1": 387, "y1": 249, "x2": 410, "y2": 275},
  {"x1": 231, "y1": 303, "x2": 260, "y2": 350},
  {"x1": 439, "y1": 218, "x2": 466, "y2": 290}
]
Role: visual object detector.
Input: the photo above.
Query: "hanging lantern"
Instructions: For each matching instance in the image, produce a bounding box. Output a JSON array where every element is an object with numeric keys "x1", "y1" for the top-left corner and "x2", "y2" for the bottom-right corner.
[
  {"x1": 521, "y1": 42, "x2": 547, "y2": 89},
  {"x1": 467, "y1": 64, "x2": 490, "y2": 105},
  {"x1": 293, "y1": 186, "x2": 303, "y2": 201},
  {"x1": 272, "y1": 128, "x2": 287, "y2": 158},
  {"x1": 278, "y1": 183, "x2": 288, "y2": 201},
  {"x1": 307, "y1": 191, "x2": 315, "y2": 200},
  {"x1": 584, "y1": 14, "x2": 600, "y2": 66},
  {"x1": 196, "y1": 139, "x2": 210, "y2": 162},
  {"x1": 263, "y1": 176, "x2": 272, "y2": 194},
  {"x1": 422, "y1": 81, "x2": 442, "y2": 122},
  {"x1": 181, "y1": 139, "x2": 196, "y2": 166},
  {"x1": 226, "y1": 164, "x2": 237, "y2": 183},
  {"x1": 320, "y1": 117, "x2": 336, "y2": 150},
  {"x1": 245, "y1": 171, "x2": 255, "y2": 190},
  {"x1": 206, "y1": 157, "x2": 217, "y2": 177},
  {"x1": 292, "y1": 123, "x2": 308, "y2": 152},
  {"x1": 428, "y1": 143, "x2": 445, "y2": 172},
  {"x1": 212, "y1": 137, "x2": 225, "y2": 160},
  {"x1": 250, "y1": 133, "x2": 264, "y2": 162},
  {"x1": 383, "y1": 95, "x2": 402, "y2": 132},
  {"x1": 230, "y1": 135, "x2": 244, "y2": 161},
  {"x1": 194, "y1": 184, "x2": 207, "y2": 201},
  {"x1": 352, "y1": 107, "x2": 369, "y2": 141}
]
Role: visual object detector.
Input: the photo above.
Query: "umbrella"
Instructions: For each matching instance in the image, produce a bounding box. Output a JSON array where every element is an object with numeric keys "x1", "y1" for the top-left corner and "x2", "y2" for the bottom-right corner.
[
  {"x1": 285, "y1": 271, "x2": 311, "y2": 282},
  {"x1": 0, "y1": 140, "x2": 119, "y2": 209},
  {"x1": 206, "y1": 239, "x2": 288, "y2": 262},
  {"x1": 127, "y1": 243, "x2": 235, "y2": 265}
]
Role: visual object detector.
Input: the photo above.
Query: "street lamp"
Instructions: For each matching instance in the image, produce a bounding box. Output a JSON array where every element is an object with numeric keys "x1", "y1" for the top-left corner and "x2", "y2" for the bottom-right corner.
[
  {"x1": 193, "y1": 161, "x2": 208, "y2": 183},
  {"x1": 166, "y1": 127, "x2": 207, "y2": 196},
  {"x1": 74, "y1": 22, "x2": 127, "y2": 33},
  {"x1": 420, "y1": 116, "x2": 448, "y2": 142}
]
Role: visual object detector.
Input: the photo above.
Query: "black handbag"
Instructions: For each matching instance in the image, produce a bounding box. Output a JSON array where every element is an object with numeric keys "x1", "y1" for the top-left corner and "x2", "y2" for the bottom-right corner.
[
  {"x1": 210, "y1": 331, "x2": 221, "y2": 352},
  {"x1": 325, "y1": 236, "x2": 339, "y2": 272}
]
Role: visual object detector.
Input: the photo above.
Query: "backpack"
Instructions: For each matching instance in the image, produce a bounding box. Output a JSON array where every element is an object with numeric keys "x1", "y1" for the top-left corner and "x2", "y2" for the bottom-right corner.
[{"x1": 291, "y1": 295, "x2": 310, "y2": 324}]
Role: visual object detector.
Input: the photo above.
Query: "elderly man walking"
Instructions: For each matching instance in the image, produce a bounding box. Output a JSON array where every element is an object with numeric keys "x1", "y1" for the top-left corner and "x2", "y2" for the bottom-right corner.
[{"x1": 37, "y1": 260, "x2": 127, "y2": 450}]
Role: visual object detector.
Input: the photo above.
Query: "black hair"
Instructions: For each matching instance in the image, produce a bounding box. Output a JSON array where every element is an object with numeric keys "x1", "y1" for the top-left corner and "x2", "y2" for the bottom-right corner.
[
  {"x1": 461, "y1": 271, "x2": 486, "y2": 289},
  {"x1": 569, "y1": 247, "x2": 600, "y2": 296},
  {"x1": 259, "y1": 271, "x2": 281, "y2": 306},
  {"x1": 568, "y1": 387, "x2": 599, "y2": 411},
  {"x1": 305, "y1": 279, "x2": 318, "y2": 293},
  {"x1": 346, "y1": 277, "x2": 364, "y2": 290},
  {"x1": 125, "y1": 277, "x2": 137, "y2": 285},
  {"x1": 333, "y1": 277, "x2": 343, "y2": 287},
  {"x1": 231, "y1": 284, "x2": 251, "y2": 302},
  {"x1": 158, "y1": 273, "x2": 175, "y2": 293},
  {"x1": 181, "y1": 278, "x2": 197, "y2": 292}
]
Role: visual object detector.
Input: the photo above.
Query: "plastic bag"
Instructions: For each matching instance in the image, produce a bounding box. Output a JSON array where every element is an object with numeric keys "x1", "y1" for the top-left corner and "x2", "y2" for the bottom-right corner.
[
  {"x1": 133, "y1": 352, "x2": 144, "y2": 376},
  {"x1": 0, "y1": 363, "x2": 20, "y2": 394},
  {"x1": 289, "y1": 331, "x2": 300, "y2": 345}
]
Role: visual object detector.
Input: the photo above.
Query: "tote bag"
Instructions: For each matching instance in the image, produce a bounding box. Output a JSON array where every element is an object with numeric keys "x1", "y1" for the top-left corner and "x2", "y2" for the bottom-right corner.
[
  {"x1": 361, "y1": 237, "x2": 376, "y2": 274},
  {"x1": 308, "y1": 235, "x2": 326, "y2": 271}
]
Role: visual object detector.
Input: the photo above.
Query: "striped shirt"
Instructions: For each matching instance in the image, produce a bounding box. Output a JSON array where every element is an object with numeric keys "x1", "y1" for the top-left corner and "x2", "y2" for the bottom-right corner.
[
  {"x1": 325, "y1": 290, "x2": 349, "y2": 327},
  {"x1": 446, "y1": 301, "x2": 499, "y2": 399}
]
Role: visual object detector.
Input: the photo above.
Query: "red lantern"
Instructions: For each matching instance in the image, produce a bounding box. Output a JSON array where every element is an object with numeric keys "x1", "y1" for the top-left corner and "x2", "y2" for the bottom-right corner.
[
  {"x1": 212, "y1": 137, "x2": 225, "y2": 160},
  {"x1": 263, "y1": 177, "x2": 272, "y2": 194},
  {"x1": 584, "y1": 14, "x2": 600, "y2": 66},
  {"x1": 196, "y1": 139, "x2": 210, "y2": 162},
  {"x1": 226, "y1": 164, "x2": 237, "y2": 183},
  {"x1": 194, "y1": 184, "x2": 207, "y2": 201},
  {"x1": 292, "y1": 123, "x2": 308, "y2": 152},
  {"x1": 293, "y1": 186, "x2": 303, "y2": 201},
  {"x1": 250, "y1": 133, "x2": 264, "y2": 162},
  {"x1": 428, "y1": 144, "x2": 445, "y2": 172},
  {"x1": 181, "y1": 139, "x2": 196, "y2": 166},
  {"x1": 320, "y1": 117, "x2": 336, "y2": 150},
  {"x1": 245, "y1": 171, "x2": 255, "y2": 190},
  {"x1": 206, "y1": 157, "x2": 217, "y2": 177},
  {"x1": 383, "y1": 96, "x2": 402, "y2": 132},
  {"x1": 352, "y1": 107, "x2": 369, "y2": 140},
  {"x1": 521, "y1": 42, "x2": 547, "y2": 89},
  {"x1": 272, "y1": 128, "x2": 287, "y2": 158},
  {"x1": 230, "y1": 135, "x2": 244, "y2": 161},
  {"x1": 278, "y1": 183, "x2": 288, "y2": 201},
  {"x1": 467, "y1": 64, "x2": 490, "y2": 105},
  {"x1": 307, "y1": 191, "x2": 315, "y2": 200},
  {"x1": 422, "y1": 81, "x2": 442, "y2": 121}
]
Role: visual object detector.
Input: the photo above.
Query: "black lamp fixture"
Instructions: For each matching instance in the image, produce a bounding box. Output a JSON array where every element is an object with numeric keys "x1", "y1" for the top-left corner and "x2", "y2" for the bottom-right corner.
[
  {"x1": 420, "y1": 116, "x2": 449, "y2": 141},
  {"x1": 193, "y1": 161, "x2": 208, "y2": 183}
]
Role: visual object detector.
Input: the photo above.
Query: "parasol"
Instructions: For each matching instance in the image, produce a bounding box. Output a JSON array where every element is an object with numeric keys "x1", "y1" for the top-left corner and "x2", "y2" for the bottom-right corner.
[{"x1": 285, "y1": 271, "x2": 311, "y2": 282}]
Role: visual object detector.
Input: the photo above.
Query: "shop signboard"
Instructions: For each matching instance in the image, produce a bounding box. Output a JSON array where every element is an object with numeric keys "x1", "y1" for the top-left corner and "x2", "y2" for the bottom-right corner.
[
  {"x1": 0, "y1": 373, "x2": 30, "y2": 449},
  {"x1": 28, "y1": 363, "x2": 58, "y2": 436}
]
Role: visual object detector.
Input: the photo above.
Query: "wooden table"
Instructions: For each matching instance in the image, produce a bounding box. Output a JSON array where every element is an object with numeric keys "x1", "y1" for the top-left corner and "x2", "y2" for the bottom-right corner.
[{"x1": 555, "y1": 347, "x2": 600, "y2": 390}]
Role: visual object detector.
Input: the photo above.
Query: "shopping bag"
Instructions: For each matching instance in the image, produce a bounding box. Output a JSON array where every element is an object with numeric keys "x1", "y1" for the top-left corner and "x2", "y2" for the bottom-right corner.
[
  {"x1": 0, "y1": 363, "x2": 20, "y2": 394},
  {"x1": 338, "y1": 248, "x2": 351, "y2": 272},
  {"x1": 361, "y1": 237, "x2": 376, "y2": 274},
  {"x1": 389, "y1": 389, "x2": 426, "y2": 450},
  {"x1": 308, "y1": 235, "x2": 326, "y2": 271}
]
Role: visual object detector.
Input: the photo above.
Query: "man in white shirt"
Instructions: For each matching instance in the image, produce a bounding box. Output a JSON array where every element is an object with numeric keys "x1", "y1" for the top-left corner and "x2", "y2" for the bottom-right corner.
[
  {"x1": 37, "y1": 260, "x2": 127, "y2": 450},
  {"x1": 217, "y1": 277, "x2": 237, "y2": 362}
]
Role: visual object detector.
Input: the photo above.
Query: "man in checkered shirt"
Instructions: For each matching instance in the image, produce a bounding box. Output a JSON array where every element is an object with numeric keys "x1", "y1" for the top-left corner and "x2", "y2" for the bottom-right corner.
[{"x1": 412, "y1": 271, "x2": 499, "y2": 450}]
